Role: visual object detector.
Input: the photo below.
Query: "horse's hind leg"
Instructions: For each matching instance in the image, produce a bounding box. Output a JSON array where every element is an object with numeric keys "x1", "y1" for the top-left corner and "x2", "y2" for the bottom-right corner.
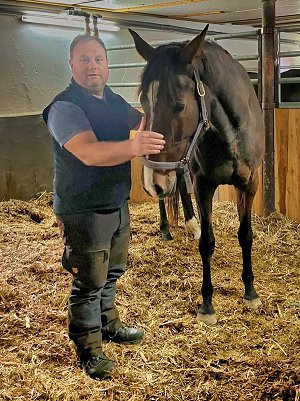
[
  {"x1": 194, "y1": 181, "x2": 217, "y2": 325},
  {"x1": 235, "y1": 170, "x2": 261, "y2": 310},
  {"x1": 177, "y1": 171, "x2": 200, "y2": 239},
  {"x1": 159, "y1": 199, "x2": 173, "y2": 241}
]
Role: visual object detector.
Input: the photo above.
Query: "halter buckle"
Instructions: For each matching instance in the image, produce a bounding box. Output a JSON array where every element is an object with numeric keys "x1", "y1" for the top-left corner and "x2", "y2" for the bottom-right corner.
[{"x1": 197, "y1": 81, "x2": 206, "y2": 97}]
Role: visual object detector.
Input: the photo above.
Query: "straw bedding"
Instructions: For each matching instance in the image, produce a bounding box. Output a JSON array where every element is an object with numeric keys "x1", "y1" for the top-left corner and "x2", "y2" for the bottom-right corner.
[{"x1": 0, "y1": 192, "x2": 299, "y2": 401}]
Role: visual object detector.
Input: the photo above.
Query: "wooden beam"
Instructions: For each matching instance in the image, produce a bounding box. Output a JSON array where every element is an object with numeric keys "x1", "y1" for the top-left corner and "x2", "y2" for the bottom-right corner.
[{"x1": 261, "y1": 0, "x2": 277, "y2": 215}]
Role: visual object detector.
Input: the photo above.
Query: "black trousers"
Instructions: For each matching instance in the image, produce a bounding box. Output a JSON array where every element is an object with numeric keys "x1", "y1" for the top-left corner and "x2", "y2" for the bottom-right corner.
[{"x1": 57, "y1": 202, "x2": 130, "y2": 351}]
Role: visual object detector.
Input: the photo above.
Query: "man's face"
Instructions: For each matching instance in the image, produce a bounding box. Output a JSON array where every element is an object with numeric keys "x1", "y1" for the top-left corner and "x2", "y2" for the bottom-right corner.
[{"x1": 69, "y1": 39, "x2": 109, "y2": 96}]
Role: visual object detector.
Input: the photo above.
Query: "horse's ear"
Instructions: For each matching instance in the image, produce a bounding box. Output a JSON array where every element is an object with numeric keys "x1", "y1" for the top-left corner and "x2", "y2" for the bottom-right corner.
[
  {"x1": 181, "y1": 24, "x2": 209, "y2": 67},
  {"x1": 128, "y1": 29, "x2": 154, "y2": 61}
]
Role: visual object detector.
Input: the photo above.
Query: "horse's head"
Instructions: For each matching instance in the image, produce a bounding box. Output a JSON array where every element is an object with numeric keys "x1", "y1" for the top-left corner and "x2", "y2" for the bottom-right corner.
[{"x1": 129, "y1": 25, "x2": 209, "y2": 198}]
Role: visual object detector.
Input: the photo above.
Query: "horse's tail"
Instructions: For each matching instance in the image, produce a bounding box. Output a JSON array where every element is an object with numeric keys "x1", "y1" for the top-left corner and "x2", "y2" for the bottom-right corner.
[{"x1": 165, "y1": 187, "x2": 179, "y2": 226}]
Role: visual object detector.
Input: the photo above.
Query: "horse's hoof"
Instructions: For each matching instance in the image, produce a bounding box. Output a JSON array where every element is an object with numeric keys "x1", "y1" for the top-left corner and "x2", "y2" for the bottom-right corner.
[
  {"x1": 243, "y1": 297, "x2": 262, "y2": 310},
  {"x1": 161, "y1": 233, "x2": 173, "y2": 241},
  {"x1": 197, "y1": 312, "x2": 217, "y2": 325}
]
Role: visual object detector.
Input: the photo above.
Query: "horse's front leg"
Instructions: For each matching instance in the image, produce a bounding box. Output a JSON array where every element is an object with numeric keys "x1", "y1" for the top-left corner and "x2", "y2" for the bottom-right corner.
[
  {"x1": 158, "y1": 198, "x2": 173, "y2": 241},
  {"x1": 194, "y1": 179, "x2": 217, "y2": 325},
  {"x1": 235, "y1": 170, "x2": 261, "y2": 310},
  {"x1": 177, "y1": 171, "x2": 200, "y2": 239}
]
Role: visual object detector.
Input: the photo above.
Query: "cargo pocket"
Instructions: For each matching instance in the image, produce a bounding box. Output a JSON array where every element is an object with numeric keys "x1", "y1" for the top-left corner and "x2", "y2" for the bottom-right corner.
[{"x1": 63, "y1": 247, "x2": 110, "y2": 289}]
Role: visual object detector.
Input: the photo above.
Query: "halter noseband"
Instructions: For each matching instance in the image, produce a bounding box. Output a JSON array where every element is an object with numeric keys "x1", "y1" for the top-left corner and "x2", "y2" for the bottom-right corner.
[{"x1": 141, "y1": 70, "x2": 210, "y2": 193}]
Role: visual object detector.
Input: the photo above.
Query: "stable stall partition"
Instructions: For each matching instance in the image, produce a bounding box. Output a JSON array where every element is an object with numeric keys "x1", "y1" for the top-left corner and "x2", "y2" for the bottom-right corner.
[{"x1": 218, "y1": 108, "x2": 300, "y2": 222}]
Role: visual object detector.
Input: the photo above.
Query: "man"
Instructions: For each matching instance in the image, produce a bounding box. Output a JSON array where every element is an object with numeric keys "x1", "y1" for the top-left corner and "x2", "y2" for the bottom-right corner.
[{"x1": 43, "y1": 34, "x2": 165, "y2": 380}]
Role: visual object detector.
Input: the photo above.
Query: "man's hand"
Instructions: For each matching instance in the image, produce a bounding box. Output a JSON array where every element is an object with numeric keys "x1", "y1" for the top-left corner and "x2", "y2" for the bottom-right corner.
[{"x1": 131, "y1": 117, "x2": 165, "y2": 157}]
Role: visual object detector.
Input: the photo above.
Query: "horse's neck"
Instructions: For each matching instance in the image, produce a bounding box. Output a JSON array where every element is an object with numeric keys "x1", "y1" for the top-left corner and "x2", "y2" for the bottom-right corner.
[{"x1": 199, "y1": 46, "x2": 253, "y2": 133}]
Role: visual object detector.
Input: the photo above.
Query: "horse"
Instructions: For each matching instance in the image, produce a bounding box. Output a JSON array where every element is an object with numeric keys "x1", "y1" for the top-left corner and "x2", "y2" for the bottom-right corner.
[
  {"x1": 129, "y1": 25, "x2": 265, "y2": 325},
  {"x1": 158, "y1": 169, "x2": 200, "y2": 241}
]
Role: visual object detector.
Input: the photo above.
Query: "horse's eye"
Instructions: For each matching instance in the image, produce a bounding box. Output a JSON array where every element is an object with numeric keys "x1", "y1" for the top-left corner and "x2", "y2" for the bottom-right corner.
[{"x1": 173, "y1": 103, "x2": 185, "y2": 113}]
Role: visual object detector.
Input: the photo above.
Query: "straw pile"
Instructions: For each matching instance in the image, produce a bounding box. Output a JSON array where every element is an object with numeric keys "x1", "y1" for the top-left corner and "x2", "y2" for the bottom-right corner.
[{"x1": 0, "y1": 192, "x2": 299, "y2": 401}]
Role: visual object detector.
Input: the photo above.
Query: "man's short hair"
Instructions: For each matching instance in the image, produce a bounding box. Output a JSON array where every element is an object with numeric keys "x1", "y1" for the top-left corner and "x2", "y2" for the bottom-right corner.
[{"x1": 69, "y1": 35, "x2": 107, "y2": 59}]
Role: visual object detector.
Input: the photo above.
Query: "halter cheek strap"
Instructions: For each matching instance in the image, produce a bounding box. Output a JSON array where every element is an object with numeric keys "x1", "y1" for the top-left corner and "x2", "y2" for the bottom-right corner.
[{"x1": 141, "y1": 70, "x2": 210, "y2": 194}]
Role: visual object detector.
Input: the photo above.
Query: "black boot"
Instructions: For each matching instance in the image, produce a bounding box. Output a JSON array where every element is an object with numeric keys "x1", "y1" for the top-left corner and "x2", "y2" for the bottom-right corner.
[
  {"x1": 75, "y1": 332, "x2": 115, "y2": 379},
  {"x1": 81, "y1": 353, "x2": 115, "y2": 380},
  {"x1": 102, "y1": 326, "x2": 144, "y2": 345}
]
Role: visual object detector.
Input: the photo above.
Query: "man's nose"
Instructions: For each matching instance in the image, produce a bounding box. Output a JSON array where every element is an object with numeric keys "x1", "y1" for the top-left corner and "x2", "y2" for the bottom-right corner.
[{"x1": 88, "y1": 58, "x2": 98, "y2": 68}]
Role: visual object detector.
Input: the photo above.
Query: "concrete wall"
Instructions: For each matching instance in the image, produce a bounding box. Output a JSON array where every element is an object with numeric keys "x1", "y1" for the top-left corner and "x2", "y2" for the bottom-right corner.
[{"x1": 0, "y1": 114, "x2": 52, "y2": 200}]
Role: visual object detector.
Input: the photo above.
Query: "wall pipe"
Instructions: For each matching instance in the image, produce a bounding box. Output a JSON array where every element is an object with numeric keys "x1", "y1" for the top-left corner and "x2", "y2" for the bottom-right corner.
[
  {"x1": 279, "y1": 50, "x2": 300, "y2": 57},
  {"x1": 92, "y1": 14, "x2": 98, "y2": 37},
  {"x1": 84, "y1": 15, "x2": 90, "y2": 35}
]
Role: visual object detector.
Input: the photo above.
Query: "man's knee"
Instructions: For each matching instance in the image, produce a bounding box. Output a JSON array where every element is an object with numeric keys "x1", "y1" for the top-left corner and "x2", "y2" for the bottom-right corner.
[{"x1": 110, "y1": 226, "x2": 130, "y2": 270}]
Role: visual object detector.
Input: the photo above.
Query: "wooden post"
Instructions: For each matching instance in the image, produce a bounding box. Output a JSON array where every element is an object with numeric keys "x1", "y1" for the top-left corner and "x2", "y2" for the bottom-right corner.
[{"x1": 261, "y1": 0, "x2": 277, "y2": 215}]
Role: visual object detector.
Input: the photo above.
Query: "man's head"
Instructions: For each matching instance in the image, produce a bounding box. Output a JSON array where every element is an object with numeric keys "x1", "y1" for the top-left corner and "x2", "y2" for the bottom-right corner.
[{"x1": 69, "y1": 35, "x2": 109, "y2": 97}]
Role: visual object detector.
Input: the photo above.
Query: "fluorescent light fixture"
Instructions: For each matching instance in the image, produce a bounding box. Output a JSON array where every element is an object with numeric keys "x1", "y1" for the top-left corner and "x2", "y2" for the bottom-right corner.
[{"x1": 21, "y1": 14, "x2": 120, "y2": 32}]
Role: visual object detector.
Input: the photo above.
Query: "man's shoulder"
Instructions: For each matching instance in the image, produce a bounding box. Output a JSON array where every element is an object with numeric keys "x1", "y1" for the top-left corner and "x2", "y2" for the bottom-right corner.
[
  {"x1": 53, "y1": 86, "x2": 82, "y2": 104},
  {"x1": 49, "y1": 101, "x2": 84, "y2": 117},
  {"x1": 43, "y1": 83, "x2": 83, "y2": 123}
]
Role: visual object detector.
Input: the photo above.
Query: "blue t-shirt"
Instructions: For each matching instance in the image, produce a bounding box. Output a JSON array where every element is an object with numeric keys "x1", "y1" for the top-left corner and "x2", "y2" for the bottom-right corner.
[{"x1": 47, "y1": 101, "x2": 93, "y2": 146}]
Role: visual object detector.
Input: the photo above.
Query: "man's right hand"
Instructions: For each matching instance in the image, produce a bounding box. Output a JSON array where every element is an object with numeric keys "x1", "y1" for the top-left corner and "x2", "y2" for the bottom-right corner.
[{"x1": 131, "y1": 117, "x2": 165, "y2": 157}]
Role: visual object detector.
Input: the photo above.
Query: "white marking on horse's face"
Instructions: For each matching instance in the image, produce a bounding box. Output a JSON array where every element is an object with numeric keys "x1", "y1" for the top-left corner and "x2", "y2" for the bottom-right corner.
[
  {"x1": 143, "y1": 166, "x2": 157, "y2": 197},
  {"x1": 147, "y1": 80, "x2": 159, "y2": 130},
  {"x1": 143, "y1": 166, "x2": 177, "y2": 198}
]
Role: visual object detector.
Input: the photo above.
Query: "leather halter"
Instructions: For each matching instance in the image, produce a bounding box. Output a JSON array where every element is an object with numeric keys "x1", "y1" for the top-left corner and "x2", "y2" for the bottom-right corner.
[{"x1": 141, "y1": 70, "x2": 210, "y2": 193}]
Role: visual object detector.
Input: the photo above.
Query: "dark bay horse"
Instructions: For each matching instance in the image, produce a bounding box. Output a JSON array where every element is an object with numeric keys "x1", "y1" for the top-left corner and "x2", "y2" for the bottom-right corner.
[{"x1": 129, "y1": 25, "x2": 265, "y2": 325}]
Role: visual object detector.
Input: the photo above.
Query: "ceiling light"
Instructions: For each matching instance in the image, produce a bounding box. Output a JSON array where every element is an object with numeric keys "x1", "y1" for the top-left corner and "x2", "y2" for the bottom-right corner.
[{"x1": 21, "y1": 14, "x2": 120, "y2": 32}]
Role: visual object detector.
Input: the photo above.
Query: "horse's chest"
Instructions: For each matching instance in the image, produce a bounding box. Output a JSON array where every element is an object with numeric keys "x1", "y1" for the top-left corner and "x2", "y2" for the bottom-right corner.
[{"x1": 191, "y1": 131, "x2": 237, "y2": 184}]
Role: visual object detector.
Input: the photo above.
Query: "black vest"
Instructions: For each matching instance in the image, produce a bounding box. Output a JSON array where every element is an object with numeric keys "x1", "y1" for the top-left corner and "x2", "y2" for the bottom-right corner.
[{"x1": 43, "y1": 80, "x2": 134, "y2": 215}]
